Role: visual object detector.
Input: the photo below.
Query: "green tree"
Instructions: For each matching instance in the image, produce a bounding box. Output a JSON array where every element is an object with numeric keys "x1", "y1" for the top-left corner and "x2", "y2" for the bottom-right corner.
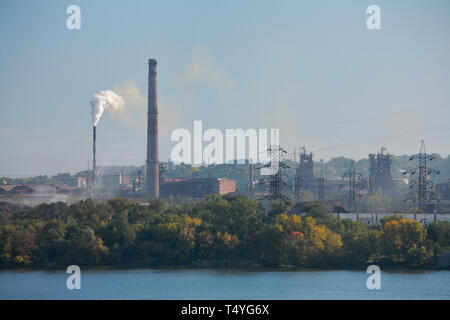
[
  {"x1": 379, "y1": 218, "x2": 430, "y2": 265},
  {"x1": 427, "y1": 221, "x2": 450, "y2": 249}
]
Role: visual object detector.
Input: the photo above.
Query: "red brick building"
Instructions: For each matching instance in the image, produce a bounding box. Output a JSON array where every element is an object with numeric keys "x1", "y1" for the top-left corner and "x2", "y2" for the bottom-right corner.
[{"x1": 161, "y1": 177, "x2": 236, "y2": 198}]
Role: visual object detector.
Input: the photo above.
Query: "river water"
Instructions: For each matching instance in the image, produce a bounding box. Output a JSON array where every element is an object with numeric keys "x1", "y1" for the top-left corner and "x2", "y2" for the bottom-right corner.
[{"x1": 0, "y1": 268, "x2": 448, "y2": 300}]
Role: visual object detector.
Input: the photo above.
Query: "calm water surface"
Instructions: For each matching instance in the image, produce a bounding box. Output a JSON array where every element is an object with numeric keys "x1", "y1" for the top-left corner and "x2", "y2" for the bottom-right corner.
[{"x1": 0, "y1": 268, "x2": 448, "y2": 300}]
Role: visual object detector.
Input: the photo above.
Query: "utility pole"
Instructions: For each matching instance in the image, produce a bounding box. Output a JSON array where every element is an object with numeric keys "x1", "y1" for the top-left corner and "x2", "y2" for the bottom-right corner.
[
  {"x1": 295, "y1": 166, "x2": 303, "y2": 202},
  {"x1": 318, "y1": 170, "x2": 325, "y2": 202},
  {"x1": 404, "y1": 140, "x2": 440, "y2": 213},
  {"x1": 349, "y1": 161, "x2": 356, "y2": 212},
  {"x1": 138, "y1": 170, "x2": 142, "y2": 189},
  {"x1": 249, "y1": 162, "x2": 254, "y2": 199},
  {"x1": 344, "y1": 160, "x2": 361, "y2": 212}
]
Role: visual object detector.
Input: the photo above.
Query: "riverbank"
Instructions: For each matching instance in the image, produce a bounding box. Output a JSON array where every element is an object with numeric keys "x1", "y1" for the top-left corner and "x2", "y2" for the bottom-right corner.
[{"x1": 1, "y1": 261, "x2": 449, "y2": 272}]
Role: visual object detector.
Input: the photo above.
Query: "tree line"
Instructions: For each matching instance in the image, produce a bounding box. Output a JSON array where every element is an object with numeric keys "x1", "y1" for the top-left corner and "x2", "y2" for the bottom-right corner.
[{"x1": 0, "y1": 195, "x2": 449, "y2": 268}]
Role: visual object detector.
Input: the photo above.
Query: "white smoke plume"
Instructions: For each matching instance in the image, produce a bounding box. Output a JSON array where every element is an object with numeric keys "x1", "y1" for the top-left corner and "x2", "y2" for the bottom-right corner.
[{"x1": 90, "y1": 90, "x2": 125, "y2": 126}]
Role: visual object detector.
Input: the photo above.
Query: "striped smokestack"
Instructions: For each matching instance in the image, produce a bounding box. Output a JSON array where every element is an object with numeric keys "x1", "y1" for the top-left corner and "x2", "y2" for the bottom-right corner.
[{"x1": 146, "y1": 58, "x2": 159, "y2": 198}]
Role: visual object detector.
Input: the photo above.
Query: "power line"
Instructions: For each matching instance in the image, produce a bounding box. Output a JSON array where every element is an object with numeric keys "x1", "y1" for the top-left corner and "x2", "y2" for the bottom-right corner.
[{"x1": 313, "y1": 123, "x2": 450, "y2": 153}]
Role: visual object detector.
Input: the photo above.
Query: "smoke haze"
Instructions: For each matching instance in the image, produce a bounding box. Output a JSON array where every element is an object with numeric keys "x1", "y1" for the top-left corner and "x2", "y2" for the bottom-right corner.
[
  {"x1": 111, "y1": 79, "x2": 180, "y2": 137},
  {"x1": 90, "y1": 90, "x2": 125, "y2": 126}
]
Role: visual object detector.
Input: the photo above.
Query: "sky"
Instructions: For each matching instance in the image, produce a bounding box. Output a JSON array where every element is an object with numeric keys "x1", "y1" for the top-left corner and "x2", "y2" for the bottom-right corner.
[{"x1": 0, "y1": 0, "x2": 449, "y2": 176}]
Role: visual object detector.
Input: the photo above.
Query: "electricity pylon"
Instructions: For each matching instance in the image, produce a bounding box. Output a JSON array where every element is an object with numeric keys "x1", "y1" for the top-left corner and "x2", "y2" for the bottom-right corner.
[
  {"x1": 265, "y1": 145, "x2": 289, "y2": 201},
  {"x1": 404, "y1": 140, "x2": 440, "y2": 213}
]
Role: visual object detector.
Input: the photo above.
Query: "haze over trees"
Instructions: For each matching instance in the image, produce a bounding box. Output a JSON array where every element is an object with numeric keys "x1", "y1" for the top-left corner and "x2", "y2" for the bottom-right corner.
[{"x1": 5, "y1": 153, "x2": 450, "y2": 186}]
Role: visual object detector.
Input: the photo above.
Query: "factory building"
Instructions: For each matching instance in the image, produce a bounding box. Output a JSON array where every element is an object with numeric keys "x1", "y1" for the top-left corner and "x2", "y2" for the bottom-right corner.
[
  {"x1": 294, "y1": 149, "x2": 316, "y2": 199},
  {"x1": 52, "y1": 173, "x2": 87, "y2": 188},
  {"x1": 297, "y1": 150, "x2": 315, "y2": 184},
  {"x1": 436, "y1": 179, "x2": 450, "y2": 200},
  {"x1": 99, "y1": 173, "x2": 131, "y2": 190},
  {"x1": 0, "y1": 183, "x2": 82, "y2": 205},
  {"x1": 368, "y1": 147, "x2": 393, "y2": 195},
  {"x1": 160, "y1": 177, "x2": 236, "y2": 198},
  {"x1": 436, "y1": 179, "x2": 450, "y2": 213}
]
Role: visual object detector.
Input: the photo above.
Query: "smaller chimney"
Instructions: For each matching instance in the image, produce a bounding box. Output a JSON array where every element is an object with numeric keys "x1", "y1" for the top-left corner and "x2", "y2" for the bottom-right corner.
[{"x1": 92, "y1": 126, "x2": 96, "y2": 197}]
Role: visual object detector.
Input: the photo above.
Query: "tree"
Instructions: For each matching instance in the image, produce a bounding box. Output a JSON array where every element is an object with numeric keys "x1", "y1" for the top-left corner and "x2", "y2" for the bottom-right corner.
[
  {"x1": 427, "y1": 221, "x2": 450, "y2": 249},
  {"x1": 35, "y1": 219, "x2": 67, "y2": 266},
  {"x1": 379, "y1": 217, "x2": 430, "y2": 265},
  {"x1": 267, "y1": 200, "x2": 292, "y2": 219},
  {"x1": 148, "y1": 198, "x2": 168, "y2": 213}
]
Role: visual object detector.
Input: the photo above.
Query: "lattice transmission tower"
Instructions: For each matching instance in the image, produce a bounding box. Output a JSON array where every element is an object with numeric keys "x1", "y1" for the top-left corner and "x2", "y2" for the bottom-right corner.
[
  {"x1": 404, "y1": 140, "x2": 440, "y2": 213},
  {"x1": 265, "y1": 145, "x2": 289, "y2": 201}
]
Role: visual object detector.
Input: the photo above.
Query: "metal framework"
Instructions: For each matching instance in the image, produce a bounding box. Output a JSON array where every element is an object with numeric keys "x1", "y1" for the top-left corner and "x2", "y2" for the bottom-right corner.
[
  {"x1": 294, "y1": 147, "x2": 314, "y2": 202},
  {"x1": 368, "y1": 147, "x2": 393, "y2": 194},
  {"x1": 266, "y1": 145, "x2": 289, "y2": 201},
  {"x1": 404, "y1": 140, "x2": 440, "y2": 212},
  {"x1": 295, "y1": 169, "x2": 303, "y2": 202},
  {"x1": 343, "y1": 160, "x2": 361, "y2": 212}
]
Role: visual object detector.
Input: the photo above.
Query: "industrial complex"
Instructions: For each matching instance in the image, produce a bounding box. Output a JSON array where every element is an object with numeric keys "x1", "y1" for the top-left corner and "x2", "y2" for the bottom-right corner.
[{"x1": 1, "y1": 58, "x2": 449, "y2": 220}]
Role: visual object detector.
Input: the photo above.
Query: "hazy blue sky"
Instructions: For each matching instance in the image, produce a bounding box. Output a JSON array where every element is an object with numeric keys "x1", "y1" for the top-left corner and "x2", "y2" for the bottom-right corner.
[{"x1": 1, "y1": 0, "x2": 449, "y2": 176}]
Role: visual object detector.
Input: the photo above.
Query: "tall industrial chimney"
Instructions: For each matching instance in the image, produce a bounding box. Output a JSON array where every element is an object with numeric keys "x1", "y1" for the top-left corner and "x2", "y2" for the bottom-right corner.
[{"x1": 146, "y1": 58, "x2": 159, "y2": 198}]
